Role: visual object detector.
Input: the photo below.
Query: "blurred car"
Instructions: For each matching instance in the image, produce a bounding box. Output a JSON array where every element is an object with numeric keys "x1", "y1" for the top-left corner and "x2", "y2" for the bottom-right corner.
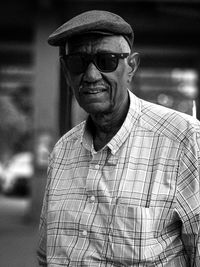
[{"x1": 1, "y1": 152, "x2": 34, "y2": 196}]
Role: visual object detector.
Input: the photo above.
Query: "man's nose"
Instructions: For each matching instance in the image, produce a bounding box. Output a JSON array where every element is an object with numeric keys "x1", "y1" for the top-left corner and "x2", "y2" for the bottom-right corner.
[{"x1": 83, "y1": 62, "x2": 102, "y2": 82}]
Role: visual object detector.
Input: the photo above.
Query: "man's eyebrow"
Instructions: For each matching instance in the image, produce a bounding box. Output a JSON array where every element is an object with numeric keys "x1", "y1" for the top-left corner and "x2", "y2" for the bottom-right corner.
[
  {"x1": 96, "y1": 48, "x2": 130, "y2": 53},
  {"x1": 69, "y1": 50, "x2": 117, "y2": 54},
  {"x1": 97, "y1": 49, "x2": 115, "y2": 53},
  {"x1": 94, "y1": 49, "x2": 123, "y2": 53}
]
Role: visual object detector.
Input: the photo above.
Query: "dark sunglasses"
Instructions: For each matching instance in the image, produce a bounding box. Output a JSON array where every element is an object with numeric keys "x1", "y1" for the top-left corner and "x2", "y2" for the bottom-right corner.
[{"x1": 61, "y1": 52, "x2": 129, "y2": 74}]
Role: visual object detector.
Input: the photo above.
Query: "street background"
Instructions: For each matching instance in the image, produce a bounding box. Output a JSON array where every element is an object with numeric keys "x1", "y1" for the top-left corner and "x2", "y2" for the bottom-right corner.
[{"x1": 0, "y1": 195, "x2": 39, "y2": 267}]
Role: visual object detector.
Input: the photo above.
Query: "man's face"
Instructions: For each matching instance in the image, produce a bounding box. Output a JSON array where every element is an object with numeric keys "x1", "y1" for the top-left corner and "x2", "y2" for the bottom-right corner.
[{"x1": 65, "y1": 35, "x2": 132, "y2": 116}]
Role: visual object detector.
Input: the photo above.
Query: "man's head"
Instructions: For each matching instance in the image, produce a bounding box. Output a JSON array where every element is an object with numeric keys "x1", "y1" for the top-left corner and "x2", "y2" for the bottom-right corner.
[{"x1": 48, "y1": 10, "x2": 139, "y2": 116}]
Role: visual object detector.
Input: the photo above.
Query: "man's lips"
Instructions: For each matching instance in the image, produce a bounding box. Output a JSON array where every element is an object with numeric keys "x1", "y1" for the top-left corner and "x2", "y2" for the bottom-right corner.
[{"x1": 80, "y1": 87, "x2": 107, "y2": 94}]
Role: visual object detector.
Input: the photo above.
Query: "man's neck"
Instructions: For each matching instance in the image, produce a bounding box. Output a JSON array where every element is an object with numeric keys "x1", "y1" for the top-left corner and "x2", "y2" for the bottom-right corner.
[{"x1": 89, "y1": 95, "x2": 130, "y2": 151}]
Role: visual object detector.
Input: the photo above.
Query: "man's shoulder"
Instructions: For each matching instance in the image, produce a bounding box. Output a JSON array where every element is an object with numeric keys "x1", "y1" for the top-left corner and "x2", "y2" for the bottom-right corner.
[
  {"x1": 54, "y1": 120, "x2": 86, "y2": 150},
  {"x1": 140, "y1": 99, "x2": 200, "y2": 143}
]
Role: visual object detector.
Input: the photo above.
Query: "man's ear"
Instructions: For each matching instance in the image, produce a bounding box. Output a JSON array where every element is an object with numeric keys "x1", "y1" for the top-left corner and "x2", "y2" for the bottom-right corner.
[
  {"x1": 128, "y1": 52, "x2": 140, "y2": 77},
  {"x1": 60, "y1": 57, "x2": 71, "y2": 86}
]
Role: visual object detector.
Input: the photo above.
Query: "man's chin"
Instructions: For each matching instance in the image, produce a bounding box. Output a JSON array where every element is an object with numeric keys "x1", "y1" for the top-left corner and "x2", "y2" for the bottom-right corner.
[{"x1": 81, "y1": 102, "x2": 111, "y2": 115}]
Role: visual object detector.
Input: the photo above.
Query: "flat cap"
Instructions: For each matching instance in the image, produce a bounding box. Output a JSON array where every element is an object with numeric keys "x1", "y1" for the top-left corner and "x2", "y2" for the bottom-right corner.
[{"x1": 48, "y1": 10, "x2": 134, "y2": 48}]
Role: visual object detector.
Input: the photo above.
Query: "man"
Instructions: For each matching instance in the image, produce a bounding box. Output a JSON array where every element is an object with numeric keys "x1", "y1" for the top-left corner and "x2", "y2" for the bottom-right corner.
[{"x1": 38, "y1": 10, "x2": 200, "y2": 266}]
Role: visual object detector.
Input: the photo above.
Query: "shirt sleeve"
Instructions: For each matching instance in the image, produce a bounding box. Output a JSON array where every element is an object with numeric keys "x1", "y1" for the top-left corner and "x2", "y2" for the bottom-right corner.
[
  {"x1": 176, "y1": 130, "x2": 200, "y2": 266},
  {"x1": 37, "y1": 154, "x2": 53, "y2": 266},
  {"x1": 37, "y1": 193, "x2": 48, "y2": 266}
]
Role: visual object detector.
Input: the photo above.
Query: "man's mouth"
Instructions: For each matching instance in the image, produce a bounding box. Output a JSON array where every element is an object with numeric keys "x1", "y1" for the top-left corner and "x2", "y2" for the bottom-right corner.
[{"x1": 81, "y1": 87, "x2": 107, "y2": 94}]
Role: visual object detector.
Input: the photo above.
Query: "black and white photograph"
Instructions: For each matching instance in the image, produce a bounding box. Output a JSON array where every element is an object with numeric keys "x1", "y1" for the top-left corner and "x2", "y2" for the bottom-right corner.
[{"x1": 0, "y1": 0, "x2": 200, "y2": 266}]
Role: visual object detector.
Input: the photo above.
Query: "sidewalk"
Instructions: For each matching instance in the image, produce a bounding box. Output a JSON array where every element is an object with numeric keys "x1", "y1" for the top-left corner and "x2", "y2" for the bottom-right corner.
[{"x1": 0, "y1": 195, "x2": 39, "y2": 267}]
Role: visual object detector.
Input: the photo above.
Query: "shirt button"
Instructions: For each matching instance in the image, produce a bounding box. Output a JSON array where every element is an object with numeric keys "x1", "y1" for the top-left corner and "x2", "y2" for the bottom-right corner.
[
  {"x1": 82, "y1": 230, "x2": 87, "y2": 236},
  {"x1": 95, "y1": 164, "x2": 99, "y2": 169},
  {"x1": 90, "y1": 195, "x2": 95, "y2": 202}
]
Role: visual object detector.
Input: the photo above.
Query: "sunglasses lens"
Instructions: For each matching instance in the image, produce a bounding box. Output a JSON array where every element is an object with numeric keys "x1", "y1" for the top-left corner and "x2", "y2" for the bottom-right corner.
[
  {"x1": 96, "y1": 54, "x2": 118, "y2": 72},
  {"x1": 65, "y1": 55, "x2": 86, "y2": 74},
  {"x1": 64, "y1": 53, "x2": 122, "y2": 74}
]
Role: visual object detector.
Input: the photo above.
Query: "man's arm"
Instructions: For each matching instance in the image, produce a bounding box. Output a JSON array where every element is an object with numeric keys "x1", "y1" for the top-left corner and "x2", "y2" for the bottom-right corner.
[{"x1": 176, "y1": 130, "x2": 200, "y2": 266}]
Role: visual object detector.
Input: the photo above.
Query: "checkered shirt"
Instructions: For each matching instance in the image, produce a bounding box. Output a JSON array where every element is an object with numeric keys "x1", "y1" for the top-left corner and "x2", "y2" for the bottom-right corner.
[{"x1": 38, "y1": 91, "x2": 200, "y2": 266}]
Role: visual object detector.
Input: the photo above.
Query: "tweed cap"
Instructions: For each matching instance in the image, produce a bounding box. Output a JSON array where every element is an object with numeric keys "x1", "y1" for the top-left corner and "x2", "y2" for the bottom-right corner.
[{"x1": 48, "y1": 10, "x2": 134, "y2": 48}]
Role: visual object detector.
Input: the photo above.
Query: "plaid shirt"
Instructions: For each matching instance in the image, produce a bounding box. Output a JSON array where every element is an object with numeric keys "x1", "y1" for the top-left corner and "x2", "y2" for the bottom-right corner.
[{"x1": 38, "y1": 91, "x2": 200, "y2": 266}]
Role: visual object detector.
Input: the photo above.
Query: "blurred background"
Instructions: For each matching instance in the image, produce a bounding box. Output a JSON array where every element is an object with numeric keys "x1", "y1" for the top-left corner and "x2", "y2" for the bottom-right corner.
[{"x1": 0, "y1": 0, "x2": 200, "y2": 266}]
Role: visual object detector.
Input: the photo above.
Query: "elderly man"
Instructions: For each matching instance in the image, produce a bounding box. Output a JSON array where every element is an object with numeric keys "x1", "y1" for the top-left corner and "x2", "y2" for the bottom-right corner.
[{"x1": 37, "y1": 10, "x2": 200, "y2": 266}]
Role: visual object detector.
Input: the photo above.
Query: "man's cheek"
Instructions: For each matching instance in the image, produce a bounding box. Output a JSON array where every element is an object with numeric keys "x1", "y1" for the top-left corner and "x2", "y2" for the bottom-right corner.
[{"x1": 108, "y1": 81, "x2": 117, "y2": 108}]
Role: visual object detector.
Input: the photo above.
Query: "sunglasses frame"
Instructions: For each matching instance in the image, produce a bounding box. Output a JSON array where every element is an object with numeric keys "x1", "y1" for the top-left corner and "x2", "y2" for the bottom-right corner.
[{"x1": 61, "y1": 52, "x2": 130, "y2": 74}]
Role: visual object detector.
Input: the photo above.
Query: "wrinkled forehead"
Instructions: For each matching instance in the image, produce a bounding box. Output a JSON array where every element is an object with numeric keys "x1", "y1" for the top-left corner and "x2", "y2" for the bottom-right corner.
[{"x1": 65, "y1": 33, "x2": 131, "y2": 54}]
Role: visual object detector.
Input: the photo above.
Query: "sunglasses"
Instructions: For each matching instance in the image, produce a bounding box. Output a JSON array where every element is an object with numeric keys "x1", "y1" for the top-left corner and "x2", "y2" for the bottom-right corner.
[{"x1": 62, "y1": 52, "x2": 129, "y2": 74}]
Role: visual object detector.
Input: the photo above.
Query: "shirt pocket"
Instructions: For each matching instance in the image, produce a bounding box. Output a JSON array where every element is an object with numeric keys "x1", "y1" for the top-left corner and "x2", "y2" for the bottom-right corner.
[{"x1": 104, "y1": 203, "x2": 158, "y2": 265}]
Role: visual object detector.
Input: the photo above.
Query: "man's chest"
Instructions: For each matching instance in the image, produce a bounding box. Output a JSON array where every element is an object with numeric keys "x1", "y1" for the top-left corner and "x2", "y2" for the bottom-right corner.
[{"x1": 49, "y1": 141, "x2": 179, "y2": 208}]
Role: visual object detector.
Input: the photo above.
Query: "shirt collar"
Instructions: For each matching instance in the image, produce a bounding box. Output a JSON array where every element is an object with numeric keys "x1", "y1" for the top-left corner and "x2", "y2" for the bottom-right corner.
[{"x1": 81, "y1": 90, "x2": 141, "y2": 154}]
